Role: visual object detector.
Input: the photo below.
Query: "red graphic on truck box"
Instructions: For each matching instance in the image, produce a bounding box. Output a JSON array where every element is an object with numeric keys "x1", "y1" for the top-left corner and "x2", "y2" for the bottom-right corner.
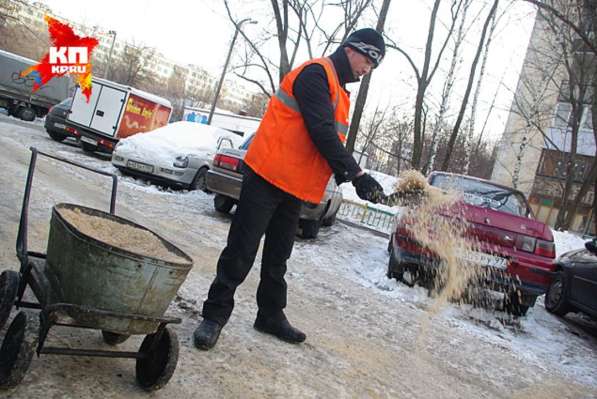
[{"x1": 118, "y1": 94, "x2": 171, "y2": 139}]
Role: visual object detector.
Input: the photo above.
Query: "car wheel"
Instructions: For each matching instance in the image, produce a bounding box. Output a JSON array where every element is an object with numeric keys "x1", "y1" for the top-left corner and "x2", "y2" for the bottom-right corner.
[
  {"x1": 214, "y1": 194, "x2": 234, "y2": 214},
  {"x1": 18, "y1": 107, "x2": 36, "y2": 122},
  {"x1": 47, "y1": 130, "x2": 67, "y2": 142},
  {"x1": 299, "y1": 218, "x2": 320, "y2": 239},
  {"x1": 190, "y1": 167, "x2": 210, "y2": 192},
  {"x1": 387, "y1": 245, "x2": 405, "y2": 281},
  {"x1": 544, "y1": 272, "x2": 571, "y2": 316}
]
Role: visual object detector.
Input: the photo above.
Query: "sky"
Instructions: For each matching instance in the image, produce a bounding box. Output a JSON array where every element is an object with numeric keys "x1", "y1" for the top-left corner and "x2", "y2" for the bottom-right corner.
[{"x1": 36, "y1": 0, "x2": 538, "y2": 142}]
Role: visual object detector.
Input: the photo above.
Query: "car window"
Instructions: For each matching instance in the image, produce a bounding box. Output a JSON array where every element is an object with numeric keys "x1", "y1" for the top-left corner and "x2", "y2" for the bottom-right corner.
[
  {"x1": 239, "y1": 134, "x2": 255, "y2": 150},
  {"x1": 430, "y1": 174, "x2": 531, "y2": 217}
]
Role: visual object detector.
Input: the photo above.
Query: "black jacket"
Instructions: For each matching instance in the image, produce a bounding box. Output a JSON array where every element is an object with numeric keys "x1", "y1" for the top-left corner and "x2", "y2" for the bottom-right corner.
[{"x1": 292, "y1": 47, "x2": 362, "y2": 184}]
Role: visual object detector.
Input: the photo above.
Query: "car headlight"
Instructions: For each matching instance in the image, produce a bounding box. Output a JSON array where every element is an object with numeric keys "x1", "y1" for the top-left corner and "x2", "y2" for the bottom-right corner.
[{"x1": 173, "y1": 155, "x2": 189, "y2": 168}]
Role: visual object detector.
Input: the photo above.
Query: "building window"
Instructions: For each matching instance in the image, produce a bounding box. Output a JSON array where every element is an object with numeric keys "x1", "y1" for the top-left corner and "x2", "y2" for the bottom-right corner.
[
  {"x1": 538, "y1": 149, "x2": 591, "y2": 183},
  {"x1": 554, "y1": 103, "x2": 572, "y2": 129}
]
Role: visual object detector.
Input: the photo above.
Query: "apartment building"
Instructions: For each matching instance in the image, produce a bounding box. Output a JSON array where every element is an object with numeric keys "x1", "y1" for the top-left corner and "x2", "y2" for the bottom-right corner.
[{"x1": 492, "y1": 2, "x2": 595, "y2": 235}]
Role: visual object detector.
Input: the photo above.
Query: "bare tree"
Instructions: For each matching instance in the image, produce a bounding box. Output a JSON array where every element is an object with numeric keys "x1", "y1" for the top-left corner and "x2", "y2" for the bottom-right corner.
[
  {"x1": 388, "y1": 0, "x2": 466, "y2": 170},
  {"x1": 223, "y1": 0, "x2": 373, "y2": 96},
  {"x1": 355, "y1": 105, "x2": 387, "y2": 164},
  {"x1": 423, "y1": 0, "x2": 473, "y2": 175},
  {"x1": 0, "y1": 1, "x2": 48, "y2": 60},
  {"x1": 242, "y1": 92, "x2": 269, "y2": 117},
  {"x1": 440, "y1": 0, "x2": 500, "y2": 171},
  {"x1": 464, "y1": 1, "x2": 499, "y2": 173},
  {"x1": 107, "y1": 42, "x2": 157, "y2": 88}
]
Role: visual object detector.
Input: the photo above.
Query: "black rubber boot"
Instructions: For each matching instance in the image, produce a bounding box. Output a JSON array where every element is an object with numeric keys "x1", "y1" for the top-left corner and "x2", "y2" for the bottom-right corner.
[
  {"x1": 253, "y1": 313, "x2": 306, "y2": 344},
  {"x1": 193, "y1": 319, "x2": 223, "y2": 350}
]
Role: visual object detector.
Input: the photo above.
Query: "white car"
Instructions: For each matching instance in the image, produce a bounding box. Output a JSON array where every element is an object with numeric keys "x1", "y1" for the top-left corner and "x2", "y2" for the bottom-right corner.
[{"x1": 111, "y1": 121, "x2": 243, "y2": 190}]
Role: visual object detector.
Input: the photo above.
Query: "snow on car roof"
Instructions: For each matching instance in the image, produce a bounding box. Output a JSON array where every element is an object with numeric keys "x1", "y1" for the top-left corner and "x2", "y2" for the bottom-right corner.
[{"x1": 113, "y1": 121, "x2": 244, "y2": 164}]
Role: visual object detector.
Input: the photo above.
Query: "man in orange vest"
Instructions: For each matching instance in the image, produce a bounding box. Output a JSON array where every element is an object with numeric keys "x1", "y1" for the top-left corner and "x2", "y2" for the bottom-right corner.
[{"x1": 194, "y1": 28, "x2": 386, "y2": 350}]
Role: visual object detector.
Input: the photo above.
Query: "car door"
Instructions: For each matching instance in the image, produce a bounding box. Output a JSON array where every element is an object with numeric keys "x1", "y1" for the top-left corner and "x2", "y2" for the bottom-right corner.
[{"x1": 569, "y1": 249, "x2": 597, "y2": 312}]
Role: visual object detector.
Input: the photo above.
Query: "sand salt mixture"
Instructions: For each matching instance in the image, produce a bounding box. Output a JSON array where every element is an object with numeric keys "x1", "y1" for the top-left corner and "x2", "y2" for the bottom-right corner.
[
  {"x1": 58, "y1": 207, "x2": 187, "y2": 264},
  {"x1": 393, "y1": 170, "x2": 491, "y2": 309}
]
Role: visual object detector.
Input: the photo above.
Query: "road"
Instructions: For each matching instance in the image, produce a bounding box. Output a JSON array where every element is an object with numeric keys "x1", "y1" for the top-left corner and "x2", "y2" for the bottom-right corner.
[{"x1": 0, "y1": 114, "x2": 596, "y2": 399}]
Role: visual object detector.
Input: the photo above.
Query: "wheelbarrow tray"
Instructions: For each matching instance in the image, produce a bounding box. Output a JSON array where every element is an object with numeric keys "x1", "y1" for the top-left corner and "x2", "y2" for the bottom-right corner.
[
  {"x1": 24, "y1": 256, "x2": 181, "y2": 335},
  {"x1": 41, "y1": 203, "x2": 193, "y2": 335}
]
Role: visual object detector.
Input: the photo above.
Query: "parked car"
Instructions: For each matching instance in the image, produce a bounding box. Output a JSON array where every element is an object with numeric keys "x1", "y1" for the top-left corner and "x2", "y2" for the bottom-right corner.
[
  {"x1": 44, "y1": 97, "x2": 80, "y2": 142},
  {"x1": 545, "y1": 238, "x2": 597, "y2": 319},
  {"x1": 205, "y1": 134, "x2": 343, "y2": 239},
  {"x1": 387, "y1": 171, "x2": 556, "y2": 316},
  {"x1": 111, "y1": 121, "x2": 242, "y2": 190}
]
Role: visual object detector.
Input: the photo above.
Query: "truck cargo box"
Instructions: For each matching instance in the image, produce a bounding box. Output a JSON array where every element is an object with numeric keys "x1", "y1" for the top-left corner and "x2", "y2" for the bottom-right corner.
[
  {"x1": 67, "y1": 78, "x2": 172, "y2": 153},
  {"x1": 0, "y1": 49, "x2": 72, "y2": 120}
]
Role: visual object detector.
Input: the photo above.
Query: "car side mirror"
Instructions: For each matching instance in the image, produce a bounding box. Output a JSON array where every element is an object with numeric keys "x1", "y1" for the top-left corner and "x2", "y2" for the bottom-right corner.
[{"x1": 585, "y1": 238, "x2": 597, "y2": 254}]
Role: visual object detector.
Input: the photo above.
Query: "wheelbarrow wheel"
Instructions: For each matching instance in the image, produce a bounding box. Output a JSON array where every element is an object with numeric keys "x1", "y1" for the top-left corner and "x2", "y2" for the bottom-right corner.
[
  {"x1": 135, "y1": 326, "x2": 179, "y2": 391},
  {"x1": 0, "y1": 270, "x2": 20, "y2": 330},
  {"x1": 0, "y1": 311, "x2": 39, "y2": 389},
  {"x1": 101, "y1": 330, "x2": 130, "y2": 346}
]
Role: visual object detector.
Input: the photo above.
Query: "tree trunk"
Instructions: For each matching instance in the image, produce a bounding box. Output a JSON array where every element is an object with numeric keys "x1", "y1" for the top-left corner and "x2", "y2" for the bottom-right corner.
[
  {"x1": 563, "y1": 158, "x2": 597, "y2": 229},
  {"x1": 410, "y1": 0, "x2": 441, "y2": 170},
  {"x1": 424, "y1": 0, "x2": 471, "y2": 175},
  {"x1": 464, "y1": 5, "x2": 497, "y2": 173},
  {"x1": 345, "y1": 0, "x2": 392, "y2": 154},
  {"x1": 440, "y1": 0, "x2": 499, "y2": 171}
]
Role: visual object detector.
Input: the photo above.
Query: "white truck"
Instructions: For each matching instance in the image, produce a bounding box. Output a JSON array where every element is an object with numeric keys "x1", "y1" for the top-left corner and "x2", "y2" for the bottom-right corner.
[
  {"x1": 183, "y1": 106, "x2": 261, "y2": 137},
  {"x1": 67, "y1": 78, "x2": 172, "y2": 153},
  {"x1": 0, "y1": 49, "x2": 72, "y2": 121}
]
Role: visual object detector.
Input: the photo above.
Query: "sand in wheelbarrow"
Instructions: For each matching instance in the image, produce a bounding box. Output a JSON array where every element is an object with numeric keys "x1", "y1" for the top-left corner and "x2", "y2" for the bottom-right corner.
[{"x1": 59, "y1": 208, "x2": 187, "y2": 263}]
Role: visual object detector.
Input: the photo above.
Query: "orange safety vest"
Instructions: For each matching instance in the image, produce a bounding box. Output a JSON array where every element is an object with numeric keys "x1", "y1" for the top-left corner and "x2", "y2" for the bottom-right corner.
[{"x1": 244, "y1": 57, "x2": 350, "y2": 204}]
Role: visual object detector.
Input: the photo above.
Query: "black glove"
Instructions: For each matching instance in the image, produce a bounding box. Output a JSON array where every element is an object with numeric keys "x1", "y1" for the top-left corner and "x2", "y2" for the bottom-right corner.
[{"x1": 352, "y1": 173, "x2": 385, "y2": 204}]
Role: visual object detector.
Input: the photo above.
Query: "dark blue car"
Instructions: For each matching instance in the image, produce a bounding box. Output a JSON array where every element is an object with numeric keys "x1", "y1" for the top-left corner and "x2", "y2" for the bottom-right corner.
[{"x1": 545, "y1": 238, "x2": 597, "y2": 319}]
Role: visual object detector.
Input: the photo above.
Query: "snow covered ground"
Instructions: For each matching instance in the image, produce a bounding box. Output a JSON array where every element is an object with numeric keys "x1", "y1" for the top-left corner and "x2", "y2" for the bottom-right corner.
[{"x1": 0, "y1": 113, "x2": 595, "y2": 398}]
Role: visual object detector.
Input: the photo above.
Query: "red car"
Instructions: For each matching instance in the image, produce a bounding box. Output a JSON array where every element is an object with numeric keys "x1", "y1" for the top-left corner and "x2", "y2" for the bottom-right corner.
[{"x1": 387, "y1": 171, "x2": 556, "y2": 316}]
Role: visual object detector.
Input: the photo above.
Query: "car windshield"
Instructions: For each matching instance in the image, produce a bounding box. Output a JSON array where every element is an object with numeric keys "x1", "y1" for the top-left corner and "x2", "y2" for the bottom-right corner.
[
  {"x1": 430, "y1": 174, "x2": 531, "y2": 217},
  {"x1": 58, "y1": 97, "x2": 72, "y2": 107}
]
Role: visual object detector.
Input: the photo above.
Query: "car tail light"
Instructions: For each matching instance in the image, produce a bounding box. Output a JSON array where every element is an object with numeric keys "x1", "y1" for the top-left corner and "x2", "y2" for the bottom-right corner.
[
  {"x1": 535, "y1": 239, "x2": 555, "y2": 258},
  {"x1": 99, "y1": 139, "x2": 114, "y2": 150},
  {"x1": 515, "y1": 235, "x2": 536, "y2": 253},
  {"x1": 66, "y1": 127, "x2": 79, "y2": 136},
  {"x1": 214, "y1": 154, "x2": 240, "y2": 171}
]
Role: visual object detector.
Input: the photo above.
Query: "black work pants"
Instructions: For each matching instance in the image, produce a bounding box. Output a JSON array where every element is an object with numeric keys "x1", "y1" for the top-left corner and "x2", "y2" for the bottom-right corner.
[{"x1": 201, "y1": 166, "x2": 302, "y2": 326}]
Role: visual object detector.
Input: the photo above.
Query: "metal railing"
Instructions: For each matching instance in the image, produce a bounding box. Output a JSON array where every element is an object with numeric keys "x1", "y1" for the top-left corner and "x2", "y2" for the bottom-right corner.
[{"x1": 336, "y1": 199, "x2": 397, "y2": 235}]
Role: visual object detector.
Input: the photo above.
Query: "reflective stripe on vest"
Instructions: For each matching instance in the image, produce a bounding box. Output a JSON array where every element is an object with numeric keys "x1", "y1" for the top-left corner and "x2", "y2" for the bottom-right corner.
[{"x1": 274, "y1": 89, "x2": 348, "y2": 135}]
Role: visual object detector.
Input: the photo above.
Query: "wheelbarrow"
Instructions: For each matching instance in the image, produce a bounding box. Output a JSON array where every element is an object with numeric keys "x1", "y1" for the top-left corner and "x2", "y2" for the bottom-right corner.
[{"x1": 0, "y1": 148, "x2": 193, "y2": 391}]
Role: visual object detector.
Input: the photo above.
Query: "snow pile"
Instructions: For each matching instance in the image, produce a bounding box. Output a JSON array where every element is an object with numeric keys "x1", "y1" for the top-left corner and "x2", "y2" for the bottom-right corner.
[{"x1": 114, "y1": 121, "x2": 243, "y2": 165}]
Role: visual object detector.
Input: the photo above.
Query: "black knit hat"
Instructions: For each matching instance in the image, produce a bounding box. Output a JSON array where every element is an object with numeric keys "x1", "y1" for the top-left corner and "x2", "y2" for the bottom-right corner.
[{"x1": 343, "y1": 28, "x2": 385, "y2": 67}]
